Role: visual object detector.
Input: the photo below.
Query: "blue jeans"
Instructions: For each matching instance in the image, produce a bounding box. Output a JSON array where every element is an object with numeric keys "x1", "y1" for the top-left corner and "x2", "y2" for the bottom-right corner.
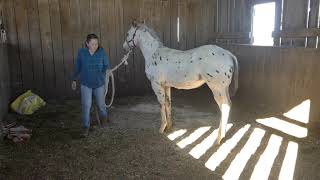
[{"x1": 81, "y1": 85, "x2": 107, "y2": 128}]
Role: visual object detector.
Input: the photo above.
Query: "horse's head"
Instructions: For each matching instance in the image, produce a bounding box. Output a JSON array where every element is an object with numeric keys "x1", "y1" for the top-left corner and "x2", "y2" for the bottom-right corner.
[{"x1": 123, "y1": 20, "x2": 143, "y2": 52}]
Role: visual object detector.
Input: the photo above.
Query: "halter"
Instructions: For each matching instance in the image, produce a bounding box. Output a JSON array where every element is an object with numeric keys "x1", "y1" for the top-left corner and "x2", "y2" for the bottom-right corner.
[{"x1": 125, "y1": 27, "x2": 139, "y2": 50}]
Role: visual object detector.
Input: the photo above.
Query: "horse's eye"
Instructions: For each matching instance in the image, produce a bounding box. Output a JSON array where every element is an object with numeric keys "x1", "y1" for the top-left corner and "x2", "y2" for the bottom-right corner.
[{"x1": 126, "y1": 33, "x2": 129, "y2": 37}]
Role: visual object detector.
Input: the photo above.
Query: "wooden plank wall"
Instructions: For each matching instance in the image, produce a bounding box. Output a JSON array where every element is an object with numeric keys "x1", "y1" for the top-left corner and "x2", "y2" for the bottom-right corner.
[
  {"x1": 1, "y1": 0, "x2": 320, "y2": 123},
  {"x1": 0, "y1": 1, "x2": 9, "y2": 133},
  {"x1": 281, "y1": 0, "x2": 309, "y2": 46},
  {"x1": 2, "y1": 0, "x2": 252, "y2": 99},
  {"x1": 222, "y1": 44, "x2": 320, "y2": 127},
  {"x1": 273, "y1": 0, "x2": 320, "y2": 48},
  {"x1": 0, "y1": 44, "x2": 10, "y2": 132}
]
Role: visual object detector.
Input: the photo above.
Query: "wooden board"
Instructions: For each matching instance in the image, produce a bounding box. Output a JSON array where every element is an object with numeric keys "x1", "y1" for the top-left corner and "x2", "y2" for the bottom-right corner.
[
  {"x1": 281, "y1": 0, "x2": 309, "y2": 47},
  {"x1": 274, "y1": 0, "x2": 282, "y2": 46},
  {"x1": 49, "y1": 0, "x2": 66, "y2": 98},
  {"x1": 14, "y1": 0, "x2": 34, "y2": 92},
  {"x1": 219, "y1": 0, "x2": 228, "y2": 32},
  {"x1": 4, "y1": 0, "x2": 320, "y2": 99},
  {"x1": 5, "y1": 0, "x2": 22, "y2": 98},
  {"x1": 27, "y1": 0, "x2": 44, "y2": 95},
  {"x1": 273, "y1": 28, "x2": 320, "y2": 38},
  {"x1": 0, "y1": 44, "x2": 10, "y2": 124},
  {"x1": 222, "y1": 44, "x2": 320, "y2": 122},
  {"x1": 38, "y1": 0, "x2": 55, "y2": 97},
  {"x1": 91, "y1": 0, "x2": 101, "y2": 38},
  {"x1": 79, "y1": 0, "x2": 91, "y2": 37},
  {"x1": 122, "y1": 0, "x2": 139, "y2": 94},
  {"x1": 114, "y1": 0, "x2": 125, "y2": 94},
  {"x1": 307, "y1": 0, "x2": 320, "y2": 47},
  {"x1": 60, "y1": 0, "x2": 75, "y2": 96},
  {"x1": 70, "y1": 0, "x2": 82, "y2": 62},
  {"x1": 177, "y1": 0, "x2": 187, "y2": 50},
  {"x1": 161, "y1": 0, "x2": 171, "y2": 47},
  {"x1": 170, "y1": 0, "x2": 178, "y2": 49}
]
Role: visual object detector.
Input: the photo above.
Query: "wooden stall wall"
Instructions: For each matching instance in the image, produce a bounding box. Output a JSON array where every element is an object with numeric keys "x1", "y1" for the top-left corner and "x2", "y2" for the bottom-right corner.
[
  {"x1": 2, "y1": 0, "x2": 320, "y2": 124},
  {"x1": 0, "y1": 44, "x2": 10, "y2": 133},
  {"x1": 3, "y1": 0, "x2": 319, "y2": 119},
  {"x1": 2, "y1": 0, "x2": 252, "y2": 99},
  {"x1": 0, "y1": 0, "x2": 10, "y2": 135},
  {"x1": 222, "y1": 44, "x2": 320, "y2": 128},
  {"x1": 273, "y1": 0, "x2": 320, "y2": 48}
]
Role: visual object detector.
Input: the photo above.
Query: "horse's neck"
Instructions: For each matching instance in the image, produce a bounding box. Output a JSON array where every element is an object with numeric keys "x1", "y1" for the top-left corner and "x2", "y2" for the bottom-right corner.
[{"x1": 137, "y1": 31, "x2": 162, "y2": 62}]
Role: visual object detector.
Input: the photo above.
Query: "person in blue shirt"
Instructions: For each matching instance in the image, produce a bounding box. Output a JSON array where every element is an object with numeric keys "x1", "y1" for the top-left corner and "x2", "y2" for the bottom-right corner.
[{"x1": 72, "y1": 33, "x2": 110, "y2": 137}]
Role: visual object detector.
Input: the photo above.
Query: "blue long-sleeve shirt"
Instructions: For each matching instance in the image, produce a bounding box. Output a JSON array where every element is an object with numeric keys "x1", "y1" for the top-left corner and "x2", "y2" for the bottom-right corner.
[{"x1": 72, "y1": 47, "x2": 109, "y2": 88}]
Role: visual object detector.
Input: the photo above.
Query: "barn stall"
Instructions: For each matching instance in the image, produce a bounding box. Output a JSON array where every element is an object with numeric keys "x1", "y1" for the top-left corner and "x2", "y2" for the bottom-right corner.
[{"x1": 0, "y1": 0, "x2": 320, "y2": 179}]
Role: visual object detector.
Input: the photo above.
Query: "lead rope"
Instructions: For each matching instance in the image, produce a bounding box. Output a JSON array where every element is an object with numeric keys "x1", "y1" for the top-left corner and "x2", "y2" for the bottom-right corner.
[{"x1": 105, "y1": 50, "x2": 132, "y2": 108}]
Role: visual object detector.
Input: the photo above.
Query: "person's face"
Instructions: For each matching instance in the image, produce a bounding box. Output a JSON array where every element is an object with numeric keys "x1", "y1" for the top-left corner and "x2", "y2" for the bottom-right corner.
[{"x1": 87, "y1": 38, "x2": 99, "y2": 52}]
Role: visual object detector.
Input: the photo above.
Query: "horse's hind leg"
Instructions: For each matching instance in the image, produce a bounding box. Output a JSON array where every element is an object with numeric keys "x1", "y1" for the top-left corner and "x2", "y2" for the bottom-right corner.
[
  {"x1": 151, "y1": 82, "x2": 167, "y2": 133},
  {"x1": 165, "y1": 86, "x2": 172, "y2": 129},
  {"x1": 208, "y1": 84, "x2": 231, "y2": 145}
]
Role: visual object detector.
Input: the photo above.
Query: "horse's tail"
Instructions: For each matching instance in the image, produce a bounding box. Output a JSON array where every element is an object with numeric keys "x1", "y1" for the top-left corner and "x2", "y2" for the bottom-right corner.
[{"x1": 229, "y1": 52, "x2": 239, "y2": 97}]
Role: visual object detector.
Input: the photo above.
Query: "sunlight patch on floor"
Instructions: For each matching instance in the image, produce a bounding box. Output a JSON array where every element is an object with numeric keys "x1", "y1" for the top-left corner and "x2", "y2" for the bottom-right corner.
[
  {"x1": 205, "y1": 124, "x2": 251, "y2": 171},
  {"x1": 189, "y1": 124, "x2": 233, "y2": 159},
  {"x1": 223, "y1": 128, "x2": 265, "y2": 180},
  {"x1": 250, "y1": 134, "x2": 283, "y2": 180},
  {"x1": 177, "y1": 126, "x2": 211, "y2": 149}
]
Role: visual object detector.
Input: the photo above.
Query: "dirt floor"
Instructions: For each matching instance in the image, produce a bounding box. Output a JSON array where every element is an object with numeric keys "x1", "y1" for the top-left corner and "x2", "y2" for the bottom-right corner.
[{"x1": 1, "y1": 89, "x2": 320, "y2": 179}]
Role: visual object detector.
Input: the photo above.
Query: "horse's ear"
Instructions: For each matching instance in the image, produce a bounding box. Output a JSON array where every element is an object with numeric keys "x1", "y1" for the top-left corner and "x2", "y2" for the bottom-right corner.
[{"x1": 132, "y1": 19, "x2": 138, "y2": 27}]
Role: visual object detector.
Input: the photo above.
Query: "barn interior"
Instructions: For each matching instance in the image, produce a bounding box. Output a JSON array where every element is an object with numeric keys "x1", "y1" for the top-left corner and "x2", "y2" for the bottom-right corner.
[{"x1": 0, "y1": 0, "x2": 320, "y2": 179}]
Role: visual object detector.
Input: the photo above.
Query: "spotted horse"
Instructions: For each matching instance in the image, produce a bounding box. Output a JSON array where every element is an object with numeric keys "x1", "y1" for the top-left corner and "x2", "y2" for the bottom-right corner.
[{"x1": 123, "y1": 21, "x2": 239, "y2": 144}]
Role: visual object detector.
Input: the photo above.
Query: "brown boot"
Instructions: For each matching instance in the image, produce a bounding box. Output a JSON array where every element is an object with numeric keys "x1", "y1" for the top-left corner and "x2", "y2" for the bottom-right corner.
[
  {"x1": 80, "y1": 127, "x2": 89, "y2": 138},
  {"x1": 100, "y1": 116, "x2": 109, "y2": 128}
]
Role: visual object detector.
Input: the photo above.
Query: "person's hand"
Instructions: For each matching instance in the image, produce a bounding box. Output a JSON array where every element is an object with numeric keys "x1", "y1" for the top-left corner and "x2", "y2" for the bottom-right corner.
[{"x1": 72, "y1": 81, "x2": 77, "y2": 91}]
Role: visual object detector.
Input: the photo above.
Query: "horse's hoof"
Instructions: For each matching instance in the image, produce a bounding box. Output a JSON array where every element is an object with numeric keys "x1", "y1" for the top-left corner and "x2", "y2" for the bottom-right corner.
[
  {"x1": 216, "y1": 139, "x2": 221, "y2": 145},
  {"x1": 216, "y1": 135, "x2": 224, "y2": 145},
  {"x1": 213, "y1": 137, "x2": 221, "y2": 145}
]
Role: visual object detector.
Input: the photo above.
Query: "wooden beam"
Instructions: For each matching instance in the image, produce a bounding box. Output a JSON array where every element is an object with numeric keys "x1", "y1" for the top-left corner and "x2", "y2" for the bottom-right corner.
[
  {"x1": 274, "y1": 0, "x2": 282, "y2": 46},
  {"x1": 210, "y1": 32, "x2": 252, "y2": 39},
  {"x1": 272, "y1": 28, "x2": 320, "y2": 38},
  {"x1": 252, "y1": 0, "x2": 275, "y2": 5},
  {"x1": 307, "y1": 0, "x2": 320, "y2": 47}
]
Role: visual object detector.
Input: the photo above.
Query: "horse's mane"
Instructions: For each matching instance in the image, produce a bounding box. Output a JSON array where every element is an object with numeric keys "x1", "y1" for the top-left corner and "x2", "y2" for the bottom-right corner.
[{"x1": 139, "y1": 24, "x2": 163, "y2": 47}]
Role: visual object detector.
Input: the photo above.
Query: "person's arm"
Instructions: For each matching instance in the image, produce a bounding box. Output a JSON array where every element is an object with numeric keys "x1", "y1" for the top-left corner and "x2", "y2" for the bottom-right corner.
[{"x1": 102, "y1": 50, "x2": 109, "y2": 73}]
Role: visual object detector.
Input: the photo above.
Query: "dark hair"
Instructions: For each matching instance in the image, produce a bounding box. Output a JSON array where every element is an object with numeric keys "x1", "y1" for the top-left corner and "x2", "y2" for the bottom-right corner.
[{"x1": 85, "y1": 33, "x2": 99, "y2": 47}]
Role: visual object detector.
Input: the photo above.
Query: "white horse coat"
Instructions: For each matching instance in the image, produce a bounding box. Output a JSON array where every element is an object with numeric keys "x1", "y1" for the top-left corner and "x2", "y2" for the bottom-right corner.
[{"x1": 123, "y1": 22, "x2": 239, "y2": 144}]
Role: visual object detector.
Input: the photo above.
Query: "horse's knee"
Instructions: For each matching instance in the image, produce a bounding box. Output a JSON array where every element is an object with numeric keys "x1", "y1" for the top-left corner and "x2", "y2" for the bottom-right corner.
[{"x1": 153, "y1": 90, "x2": 165, "y2": 105}]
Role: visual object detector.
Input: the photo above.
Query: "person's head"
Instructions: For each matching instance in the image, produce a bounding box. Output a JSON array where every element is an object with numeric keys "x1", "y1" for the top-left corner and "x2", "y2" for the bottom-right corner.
[{"x1": 85, "y1": 33, "x2": 99, "y2": 52}]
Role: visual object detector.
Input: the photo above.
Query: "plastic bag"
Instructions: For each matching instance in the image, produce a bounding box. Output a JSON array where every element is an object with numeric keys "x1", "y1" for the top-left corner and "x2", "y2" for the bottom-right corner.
[{"x1": 10, "y1": 90, "x2": 46, "y2": 115}]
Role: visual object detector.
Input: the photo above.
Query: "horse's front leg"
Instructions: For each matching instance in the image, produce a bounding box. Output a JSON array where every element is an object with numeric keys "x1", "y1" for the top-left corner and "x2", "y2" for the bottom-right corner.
[
  {"x1": 165, "y1": 86, "x2": 172, "y2": 129},
  {"x1": 151, "y1": 82, "x2": 167, "y2": 133}
]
